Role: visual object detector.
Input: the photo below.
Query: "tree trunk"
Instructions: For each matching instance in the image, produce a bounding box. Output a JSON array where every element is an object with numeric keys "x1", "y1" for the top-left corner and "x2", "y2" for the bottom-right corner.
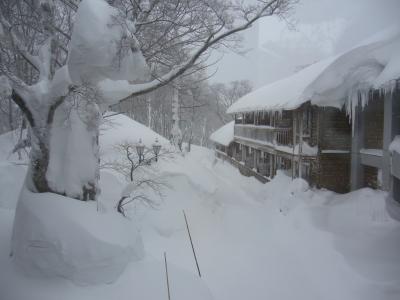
[
  {"x1": 27, "y1": 135, "x2": 52, "y2": 193},
  {"x1": 25, "y1": 102, "x2": 100, "y2": 201}
]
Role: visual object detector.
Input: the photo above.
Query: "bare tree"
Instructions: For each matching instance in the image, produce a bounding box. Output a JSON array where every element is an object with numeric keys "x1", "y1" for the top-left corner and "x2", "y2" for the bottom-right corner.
[
  {"x1": 102, "y1": 141, "x2": 171, "y2": 217},
  {"x1": 210, "y1": 80, "x2": 253, "y2": 124}
]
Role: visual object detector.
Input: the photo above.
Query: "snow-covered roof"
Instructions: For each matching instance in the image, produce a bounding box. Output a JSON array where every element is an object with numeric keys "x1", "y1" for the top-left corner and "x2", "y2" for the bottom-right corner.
[
  {"x1": 209, "y1": 121, "x2": 234, "y2": 146},
  {"x1": 228, "y1": 26, "x2": 400, "y2": 114},
  {"x1": 227, "y1": 57, "x2": 337, "y2": 113}
]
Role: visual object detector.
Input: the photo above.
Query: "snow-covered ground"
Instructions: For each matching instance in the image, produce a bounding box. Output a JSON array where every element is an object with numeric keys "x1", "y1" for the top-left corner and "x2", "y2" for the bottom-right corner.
[{"x1": 1, "y1": 115, "x2": 400, "y2": 299}]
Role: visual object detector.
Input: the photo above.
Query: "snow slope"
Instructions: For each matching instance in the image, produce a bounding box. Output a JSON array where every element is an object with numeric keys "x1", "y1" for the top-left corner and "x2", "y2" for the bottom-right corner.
[
  {"x1": 100, "y1": 113, "x2": 170, "y2": 160},
  {"x1": 1, "y1": 114, "x2": 400, "y2": 299},
  {"x1": 136, "y1": 147, "x2": 400, "y2": 300}
]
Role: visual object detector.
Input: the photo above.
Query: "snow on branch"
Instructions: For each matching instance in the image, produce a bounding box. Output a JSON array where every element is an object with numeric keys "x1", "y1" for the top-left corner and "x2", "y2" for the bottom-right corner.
[
  {"x1": 99, "y1": 0, "x2": 294, "y2": 104},
  {"x1": 0, "y1": 12, "x2": 42, "y2": 72}
]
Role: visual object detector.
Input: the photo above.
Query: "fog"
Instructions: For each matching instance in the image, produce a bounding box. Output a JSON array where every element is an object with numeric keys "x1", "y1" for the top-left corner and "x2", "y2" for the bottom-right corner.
[{"x1": 210, "y1": 0, "x2": 400, "y2": 88}]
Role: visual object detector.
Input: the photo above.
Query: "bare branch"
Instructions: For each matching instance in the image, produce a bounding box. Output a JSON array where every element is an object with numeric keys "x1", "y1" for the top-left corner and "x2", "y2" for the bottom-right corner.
[{"x1": 115, "y1": 0, "x2": 287, "y2": 101}]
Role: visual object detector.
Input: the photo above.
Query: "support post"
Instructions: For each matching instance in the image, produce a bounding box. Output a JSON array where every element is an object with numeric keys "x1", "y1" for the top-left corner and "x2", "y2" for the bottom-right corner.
[
  {"x1": 382, "y1": 91, "x2": 394, "y2": 191},
  {"x1": 299, "y1": 110, "x2": 303, "y2": 179},
  {"x1": 183, "y1": 210, "x2": 201, "y2": 277},
  {"x1": 164, "y1": 252, "x2": 171, "y2": 300},
  {"x1": 350, "y1": 98, "x2": 364, "y2": 190}
]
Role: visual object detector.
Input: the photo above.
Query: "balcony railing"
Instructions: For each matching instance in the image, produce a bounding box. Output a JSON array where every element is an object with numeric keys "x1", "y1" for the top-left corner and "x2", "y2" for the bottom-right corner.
[
  {"x1": 234, "y1": 125, "x2": 293, "y2": 146},
  {"x1": 233, "y1": 152, "x2": 242, "y2": 162},
  {"x1": 257, "y1": 162, "x2": 270, "y2": 177},
  {"x1": 245, "y1": 156, "x2": 254, "y2": 169},
  {"x1": 275, "y1": 127, "x2": 293, "y2": 146}
]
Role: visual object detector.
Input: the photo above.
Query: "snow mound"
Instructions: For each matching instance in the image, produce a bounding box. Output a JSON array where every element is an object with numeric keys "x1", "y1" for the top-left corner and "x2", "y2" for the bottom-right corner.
[
  {"x1": 11, "y1": 189, "x2": 144, "y2": 285},
  {"x1": 0, "y1": 162, "x2": 26, "y2": 210},
  {"x1": 209, "y1": 121, "x2": 234, "y2": 146},
  {"x1": 100, "y1": 113, "x2": 170, "y2": 159}
]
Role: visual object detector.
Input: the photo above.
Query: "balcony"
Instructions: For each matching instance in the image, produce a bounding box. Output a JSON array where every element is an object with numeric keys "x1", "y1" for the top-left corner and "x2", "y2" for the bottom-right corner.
[
  {"x1": 234, "y1": 124, "x2": 293, "y2": 146},
  {"x1": 276, "y1": 128, "x2": 293, "y2": 146}
]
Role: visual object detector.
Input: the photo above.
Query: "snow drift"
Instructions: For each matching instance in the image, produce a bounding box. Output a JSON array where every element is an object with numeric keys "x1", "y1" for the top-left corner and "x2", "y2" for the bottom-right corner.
[{"x1": 11, "y1": 188, "x2": 144, "y2": 285}]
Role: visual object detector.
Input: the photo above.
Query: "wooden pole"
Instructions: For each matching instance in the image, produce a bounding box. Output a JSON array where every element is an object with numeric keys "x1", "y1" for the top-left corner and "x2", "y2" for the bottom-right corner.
[
  {"x1": 164, "y1": 252, "x2": 171, "y2": 300},
  {"x1": 183, "y1": 210, "x2": 201, "y2": 277}
]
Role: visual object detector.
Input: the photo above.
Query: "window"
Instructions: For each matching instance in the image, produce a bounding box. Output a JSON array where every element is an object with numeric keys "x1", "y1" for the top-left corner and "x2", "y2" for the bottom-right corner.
[
  {"x1": 244, "y1": 112, "x2": 255, "y2": 124},
  {"x1": 235, "y1": 114, "x2": 243, "y2": 124}
]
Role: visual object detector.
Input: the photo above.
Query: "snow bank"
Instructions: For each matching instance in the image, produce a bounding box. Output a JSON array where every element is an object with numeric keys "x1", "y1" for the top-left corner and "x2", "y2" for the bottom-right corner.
[
  {"x1": 11, "y1": 189, "x2": 144, "y2": 285},
  {"x1": 0, "y1": 162, "x2": 26, "y2": 210},
  {"x1": 68, "y1": 0, "x2": 148, "y2": 86},
  {"x1": 209, "y1": 121, "x2": 234, "y2": 146}
]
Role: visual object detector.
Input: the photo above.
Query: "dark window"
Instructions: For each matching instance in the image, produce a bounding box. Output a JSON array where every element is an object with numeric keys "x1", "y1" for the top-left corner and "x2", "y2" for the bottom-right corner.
[
  {"x1": 235, "y1": 114, "x2": 243, "y2": 124},
  {"x1": 244, "y1": 112, "x2": 255, "y2": 124}
]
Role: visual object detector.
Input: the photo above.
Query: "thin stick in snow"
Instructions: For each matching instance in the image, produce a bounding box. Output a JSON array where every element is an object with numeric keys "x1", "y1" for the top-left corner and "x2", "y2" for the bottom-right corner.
[
  {"x1": 164, "y1": 252, "x2": 171, "y2": 300},
  {"x1": 183, "y1": 210, "x2": 201, "y2": 277}
]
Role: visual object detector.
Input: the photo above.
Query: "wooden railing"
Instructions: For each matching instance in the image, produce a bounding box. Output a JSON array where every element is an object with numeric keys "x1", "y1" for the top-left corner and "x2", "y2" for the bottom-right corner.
[
  {"x1": 275, "y1": 127, "x2": 293, "y2": 146},
  {"x1": 234, "y1": 125, "x2": 293, "y2": 146},
  {"x1": 233, "y1": 152, "x2": 242, "y2": 162},
  {"x1": 245, "y1": 156, "x2": 254, "y2": 169},
  {"x1": 234, "y1": 125, "x2": 275, "y2": 143},
  {"x1": 257, "y1": 162, "x2": 269, "y2": 177}
]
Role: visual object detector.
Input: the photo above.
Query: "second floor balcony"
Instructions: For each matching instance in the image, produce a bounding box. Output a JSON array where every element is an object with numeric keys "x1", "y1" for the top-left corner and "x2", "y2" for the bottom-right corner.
[{"x1": 234, "y1": 124, "x2": 293, "y2": 147}]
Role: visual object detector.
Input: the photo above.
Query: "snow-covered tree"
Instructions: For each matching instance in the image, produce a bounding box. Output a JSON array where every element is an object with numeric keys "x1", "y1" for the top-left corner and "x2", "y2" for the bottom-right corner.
[{"x1": 0, "y1": 0, "x2": 295, "y2": 201}]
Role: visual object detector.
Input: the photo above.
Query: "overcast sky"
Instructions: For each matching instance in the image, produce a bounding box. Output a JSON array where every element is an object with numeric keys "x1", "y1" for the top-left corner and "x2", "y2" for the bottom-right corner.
[{"x1": 209, "y1": 0, "x2": 400, "y2": 88}]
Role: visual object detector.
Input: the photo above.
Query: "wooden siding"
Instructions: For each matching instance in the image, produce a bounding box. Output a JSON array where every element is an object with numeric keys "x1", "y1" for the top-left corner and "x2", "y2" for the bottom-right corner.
[
  {"x1": 363, "y1": 93, "x2": 384, "y2": 149},
  {"x1": 317, "y1": 153, "x2": 351, "y2": 193},
  {"x1": 319, "y1": 107, "x2": 351, "y2": 151}
]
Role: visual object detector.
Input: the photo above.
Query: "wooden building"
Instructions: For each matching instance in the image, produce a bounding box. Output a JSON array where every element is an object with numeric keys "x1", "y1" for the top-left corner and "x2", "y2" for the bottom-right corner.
[
  {"x1": 210, "y1": 28, "x2": 400, "y2": 219},
  {"x1": 212, "y1": 102, "x2": 351, "y2": 193}
]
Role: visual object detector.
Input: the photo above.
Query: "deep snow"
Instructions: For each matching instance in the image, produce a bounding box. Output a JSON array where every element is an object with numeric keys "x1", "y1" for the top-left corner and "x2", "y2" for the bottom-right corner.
[{"x1": 0, "y1": 114, "x2": 400, "y2": 299}]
